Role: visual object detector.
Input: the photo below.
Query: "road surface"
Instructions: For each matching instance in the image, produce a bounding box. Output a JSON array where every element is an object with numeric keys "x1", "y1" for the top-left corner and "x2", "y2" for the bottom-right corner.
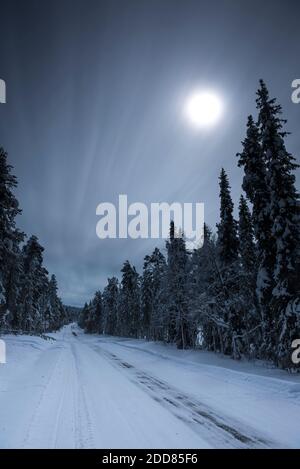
[{"x1": 0, "y1": 325, "x2": 299, "y2": 448}]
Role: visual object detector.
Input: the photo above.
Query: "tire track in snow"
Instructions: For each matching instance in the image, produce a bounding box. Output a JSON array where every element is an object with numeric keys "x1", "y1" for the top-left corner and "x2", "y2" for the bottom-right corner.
[
  {"x1": 51, "y1": 345, "x2": 77, "y2": 449},
  {"x1": 71, "y1": 343, "x2": 95, "y2": 449},
  {"x1": 21, "y1": 345, "x2": 64, "y2": 448},
  {"x1": 21, "y1": 334, "x2": 96, "y2": 449},
  {"x1": 91, "y1": 345, "x2": 278, "y2": 449}
]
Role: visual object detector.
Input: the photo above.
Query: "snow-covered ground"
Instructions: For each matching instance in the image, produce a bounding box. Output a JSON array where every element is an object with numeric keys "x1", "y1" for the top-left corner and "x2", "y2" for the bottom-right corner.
[{"x1": 0, "y1": 324, "x2": 299, "y2": 448}]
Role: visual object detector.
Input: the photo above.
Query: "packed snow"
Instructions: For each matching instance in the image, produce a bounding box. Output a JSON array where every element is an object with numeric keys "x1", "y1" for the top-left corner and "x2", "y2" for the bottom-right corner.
[{"x1": 0, "y1": 324, "x2": 299, "y2": 449}]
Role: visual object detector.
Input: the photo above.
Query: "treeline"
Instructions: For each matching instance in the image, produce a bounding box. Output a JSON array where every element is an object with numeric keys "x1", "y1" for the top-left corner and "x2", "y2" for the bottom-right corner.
[
  {"x1": 79, "y1": 81, "x2": 300, "y2": 369},
  {"x1": 0, "y1": 147, "x2": 68, "y2": 333},
  {"x1": 65, "y1": 305, "x2": 82, "y2": 323}
]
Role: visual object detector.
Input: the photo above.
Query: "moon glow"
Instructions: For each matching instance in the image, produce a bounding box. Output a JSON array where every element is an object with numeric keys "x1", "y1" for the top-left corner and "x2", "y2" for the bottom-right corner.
[{"x1": 185, "y1": 91, "x2": 223, "y2": 128}]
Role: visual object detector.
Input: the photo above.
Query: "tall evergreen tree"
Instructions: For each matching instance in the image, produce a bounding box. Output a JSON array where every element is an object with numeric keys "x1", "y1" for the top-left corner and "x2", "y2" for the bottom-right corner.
[
  {"x1": 217, "y1": 168, "x2": 239, "y2": 265},
  {"x1": 237, "y1": 114, "x2": 274, "y2": 357},
  {"x1": 45, "y1": 274, "x2": 66, "y2": 331},
  {"x1": 256, "y1": 80, "x2": 300, "y2": 364},
  {"x1": 0, "y1": 148, "x2": 24, "y2": 328},
  {"x1": 238, "y1": 195, "x2": 261, "y2": 354},
  {"x1": 238, "y1": 195, "x2": 256, "y2": 273},
  {"x1": 190, "y1": 225, "x2": 220, "y2": 350},
  {"x1": 119, "y1": 261, "x2": 140, "y2": 338},
  {"x1": 85, "y1": 290, "x2": 102, "y2": 333},
  {"x1": 141, "y1": 248, "x2": 167, "y2": 340},
  {"x1": 18, "y1": 236, "x2": 48, "y2": 332},
  {"x1": 216, "y1": 170, "x2": 247, "y2": 357},
  {"x1": 166, "y1": 221, "x2": 192, "y2": 349},
  {"x1": 78, "y1": 302, "x2": 89, "y2": 330},
  {"x1": 102, "y1": 277, "x2": 119, "y2": 335}
]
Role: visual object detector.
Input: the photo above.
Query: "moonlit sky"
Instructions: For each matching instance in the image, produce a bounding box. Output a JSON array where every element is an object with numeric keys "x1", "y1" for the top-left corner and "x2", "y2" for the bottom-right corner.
[{"x1": 0, "y1": 0, "x2": 299, "y2": 306}]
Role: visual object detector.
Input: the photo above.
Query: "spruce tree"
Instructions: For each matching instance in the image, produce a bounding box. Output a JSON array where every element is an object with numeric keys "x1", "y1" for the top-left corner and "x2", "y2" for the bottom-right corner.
[
  {"x1": 119, "y1": 261, "x2": 140, "y2": 338},
  {"x1": 238, "y1": 195, "x2": 261, "y2": 354},
  {"x1": 217, "y1": 168, "x2": 239, "y2": 265},
  {"x1": 238, "y1": 195, "x2": 256, "y2": 274},
  {"x1": 141, "y1": 248, "x2": 167, "y2": 340},
  {"x1": 78, "y1": 302, "x2": 89, "y2": 330},
  {"x1": 85, "y1": 290, "x2": 102, "y2": 333},
  {"x1": 46, "y1": 274, "x2": 66, "y2": 331},
  {"x1": 189, "y1": 224, "x2": 219, "y2": 350},
  {"x1": 18, "y1": 236, "x2": 48, "y2": 332},
  {"x1": 141, "y1": 254, "x2": 153, "y2": 339},
  {"x1": 256, "y1": 80, "x2": 300, "y2": 365},
  {"x1": 166, "y1": 221, "x2": 192, "y2": 349},
  {"x1": 237, "y1": 114, "x2": 274, "y2": 357},
  {"x1": 0, "y1": 147, "x2": 24, "y2": 329},
  {"x1": 102, "y1": 277, "x2": 119, "y2": 335},
  {"x1": 216, "y1": 170, "x2": 246, "y2": 357}
]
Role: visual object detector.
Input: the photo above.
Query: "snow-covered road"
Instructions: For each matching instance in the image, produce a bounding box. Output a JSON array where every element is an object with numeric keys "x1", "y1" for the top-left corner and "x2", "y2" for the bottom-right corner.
[{"x1": 0, "y1": 325, "x2": 299, "y2": 448}]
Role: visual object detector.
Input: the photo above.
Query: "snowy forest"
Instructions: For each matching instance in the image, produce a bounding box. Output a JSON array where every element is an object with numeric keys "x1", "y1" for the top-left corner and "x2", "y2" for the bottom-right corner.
[
  {"x1": 0, "y1": 148, "x2": 68, "y2": 333},
  {"x1": 79, "y1": 81, "x2": 300, "y2": 369}
]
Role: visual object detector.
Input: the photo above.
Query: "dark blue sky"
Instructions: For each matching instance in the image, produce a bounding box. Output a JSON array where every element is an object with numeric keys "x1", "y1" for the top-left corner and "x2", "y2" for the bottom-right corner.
[{"x1": 0, "y1": 0, "x2": 299, "y2": 305}]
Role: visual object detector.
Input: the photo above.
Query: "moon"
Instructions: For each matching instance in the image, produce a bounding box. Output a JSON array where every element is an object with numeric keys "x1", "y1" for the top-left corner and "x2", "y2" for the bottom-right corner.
[{"x1": 185, "y1": 91, "x2": 223, "y2": 128}]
